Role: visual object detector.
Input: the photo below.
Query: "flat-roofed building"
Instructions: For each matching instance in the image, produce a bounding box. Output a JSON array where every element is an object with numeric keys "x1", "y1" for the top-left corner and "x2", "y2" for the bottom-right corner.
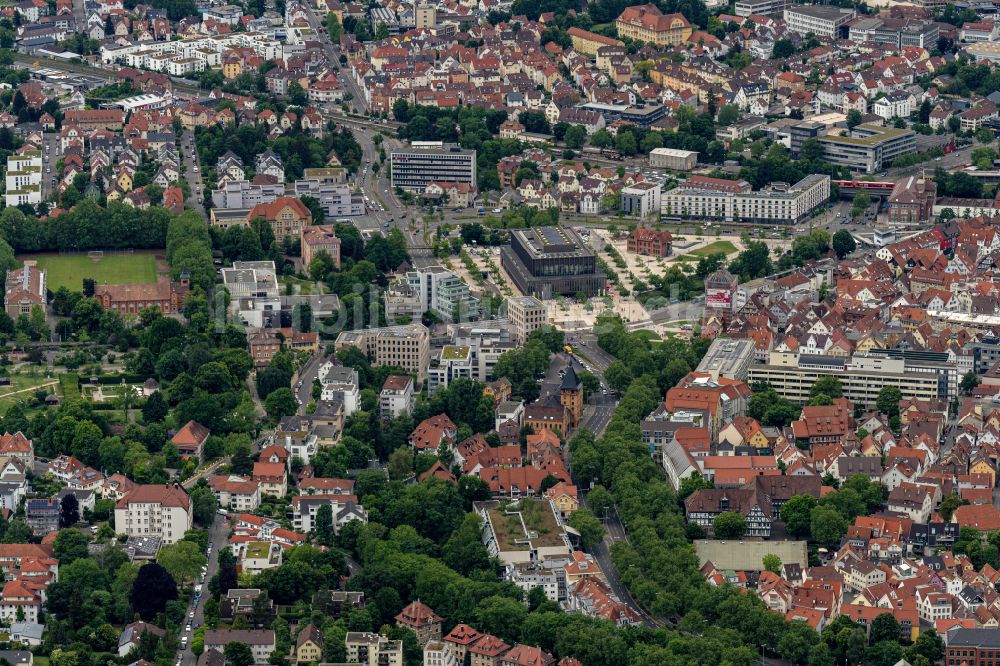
[
  {"x1": 748, "y1": 351, "x2": 941, "y2": 407},
  {"x1": 735, "y1": 0, "x2": 790, "y2": 17},
  {"x1": 621, "y1": 181, "x2": 662, "y2": 218},
  {"x1": 817, "y1": 123, "x2": 916, "y2": 173},
  {"x1": 390, "y1": 143, "x2": 476, "y2": 192},
  {"x1": 345, "y1": 632, "x2": 403, "y2": 666},
  {"x1": 661, "y1": 174, "x2": 830, "y2": 224},
  {"x1": 335, "y1": 323, "x2": 431, "y2": 381},
  {"x1": 649, "y1": 147, "x2": 697, "y2": 170},
  {"x1": 506, "y1": 296, "x2": 547, "y2": 345},
  {"x1": 784, "y1": 5, "x2": 855, "y2": 37},
  {"x1": 501, "y1": 226, "x2": 605, "y2": 299},
  {"x1": 696, "y1": 338, "x2": 756, "y2": 382}
]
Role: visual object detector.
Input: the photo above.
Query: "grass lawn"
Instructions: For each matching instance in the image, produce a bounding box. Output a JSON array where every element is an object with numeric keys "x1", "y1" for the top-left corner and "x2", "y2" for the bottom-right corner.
[
  {"x1": 633, "y1": 330, "x2": 660, "y2": 342},
  {"x1": 0, "y1": 372, "x2": 58, "y2": 413},
  {"x1": 22, "y1": 253, "x2": 158, "y2": 291},
  {"x1": 278, "y1": 276, "x2": 316, "y2": 295},
  {"x1": 689, "y1": 241, "x2": 738, "y2": 257}
]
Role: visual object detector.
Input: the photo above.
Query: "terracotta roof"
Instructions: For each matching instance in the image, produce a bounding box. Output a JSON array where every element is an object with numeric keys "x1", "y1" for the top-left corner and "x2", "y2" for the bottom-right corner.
[
  {"x1": 172, "y1": 420, "x2": 209, "y2": 447},
  {"x1": 395, "y1": 600, "x2": 441, "y2": 629},
  {"x1": 116, "y1": 484, "x2": 190, "y2": 509}
]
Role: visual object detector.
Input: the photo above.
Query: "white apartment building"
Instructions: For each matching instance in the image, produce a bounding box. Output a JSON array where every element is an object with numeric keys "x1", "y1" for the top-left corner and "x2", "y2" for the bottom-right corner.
[
  {"x1": 662, "y1": 174, "x2": 830, "y2": 224},
  {"x1": 100, "y1": 32, "x2": 282, "y2": 71},
  {"x1": 405, "y1": 266, "x2": 480, "y2": 321},
  {"x1": 291, "y1": 494, "x2": 367, "y2": 533},
  {"x1": 380, "y1": 375, "x2": 414, "y2": 419},
  {"x1": 5, "y1": 152, "x2": 41, "y2": 207},
  {"x1": 208, "y1": 475, "x2": 262, "y2": 512},
  {"x1": 423, "y1": 642, "x2": 458, "y2": 666},
  {"x1": 873, "y1": 92, "x2": 914, "y2": 120},
  {"x1": 346, "y1": 633, "x2": 403, "y2": 666},
  {"x1": 621, "y1": 181, "x2": 662, "y2": 219},
  {"x1": 113, "y1": 484, "x2": 192, "y2": 544},
  {"x1": 204, "y1": 631, "x2": 275, "y2": 664},
  {"x1": 318, "y1": 364, "x2": 359, "y2": 414}
]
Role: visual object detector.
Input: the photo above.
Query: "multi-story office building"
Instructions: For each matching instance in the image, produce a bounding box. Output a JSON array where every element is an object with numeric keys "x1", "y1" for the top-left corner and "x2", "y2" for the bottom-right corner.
[
  {"x1": 783, "y1": 5, "x2": 855, "y2": 37},
  {"x1": 735, "y1": 0, "x2": 790, "y2": 16},
  {"x1": 390, "y1": 143, "x2": 476, "y2": 192},
  {"x1": 789, "y1": 122, "x2": 823, "y2": 159},
  {"x1": 5, "y1": 151, "x2": 41, "y2": 207},
  {"x1": 335, "y1": 323, "x2": 431, "y2": 382},
  {"x1": 212, "y1": 179, "x2": 362, "y2": 218},
  {"x1": 113, "y1": 484, "x2": 192, "y2": 545},
  {"x1": 817, "y1": 124, "x2": 916, "y2": 173},
  {"x1": 501, "y1": 227, "x2": 605, "y2": 299},
  {"x1": 848, "y1": 17, "x2": 938, "y2": 48},
  {"x1": 661, "y1": 174, "x2": 830, "y2": 224},
  {"x1": 290, "y1": 180, "x2": 365, "y2": 217},
  {"x1": 748, "y1": 352, "x2": 942, "y2": 407},
  {"x1": 506, "y1": 296, "x2": 547, "y2": 345}
]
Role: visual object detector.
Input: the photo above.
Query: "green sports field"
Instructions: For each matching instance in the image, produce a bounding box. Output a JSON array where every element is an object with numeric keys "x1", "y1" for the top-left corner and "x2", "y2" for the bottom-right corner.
[{"x1": 21, "y1": 253, "x2": 159, "y2": 291}]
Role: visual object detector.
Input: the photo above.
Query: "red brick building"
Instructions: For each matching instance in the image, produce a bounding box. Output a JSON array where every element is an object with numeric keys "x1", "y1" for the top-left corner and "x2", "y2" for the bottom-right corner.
[
  {"x1": 94, "y1": 277, "x2": 189, "y2": 315},
  {"x1": 888, "y1": 176, "x2": 937, "y2": 225},
  {"x1": 626, "y1": 227, "x2": 673, "y2": 257}
]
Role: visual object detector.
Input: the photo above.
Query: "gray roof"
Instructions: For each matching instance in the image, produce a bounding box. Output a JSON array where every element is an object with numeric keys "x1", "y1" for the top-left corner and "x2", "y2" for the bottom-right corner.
[
  {"x1": 9, "y1": 623, "x2": 43, "y2": 641},
  {"x1": 663, "y1": 439, "x2": 695, "y2": 477}
]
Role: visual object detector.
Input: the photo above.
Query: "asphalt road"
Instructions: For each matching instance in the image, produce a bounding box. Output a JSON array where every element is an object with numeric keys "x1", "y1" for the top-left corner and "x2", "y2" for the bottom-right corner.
[
  {"x1": 177, "y1": 515, "x2": 229, "y2": 666},
  {"x1": 181, "y1": 129, "x2": 206, "y2": 217},
  {"x1": 295, "y1": 353, "x2": 325, "y2": 409},
  {"x1": 41, "y1": 132, "x2": 59, "y2": 200}
]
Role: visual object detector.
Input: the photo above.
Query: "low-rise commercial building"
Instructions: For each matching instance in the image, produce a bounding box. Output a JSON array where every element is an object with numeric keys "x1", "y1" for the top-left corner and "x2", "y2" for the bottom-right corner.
[
  {"x1": 649, "y1": 147, "x2": 698, "y2": 170},
  {"x1": 695, "y1": 338, "x2": 756, "y2": 382}
]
